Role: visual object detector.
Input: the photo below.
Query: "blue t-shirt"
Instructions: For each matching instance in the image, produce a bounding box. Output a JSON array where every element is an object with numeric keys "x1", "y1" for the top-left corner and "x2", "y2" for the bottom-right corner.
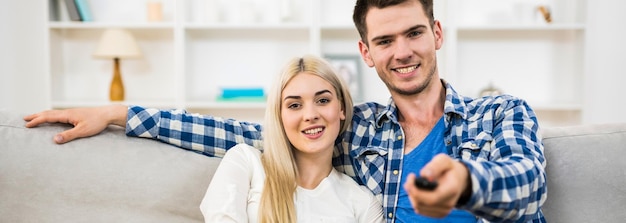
[{"x1": 395, "y1": 117, "x2": 476, "y2": 223}]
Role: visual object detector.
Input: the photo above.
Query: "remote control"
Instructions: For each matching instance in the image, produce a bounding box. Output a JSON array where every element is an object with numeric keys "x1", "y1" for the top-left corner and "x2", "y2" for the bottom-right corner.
[{"x1": 414, "y1": 176, "x2": 438, "y2": 191}]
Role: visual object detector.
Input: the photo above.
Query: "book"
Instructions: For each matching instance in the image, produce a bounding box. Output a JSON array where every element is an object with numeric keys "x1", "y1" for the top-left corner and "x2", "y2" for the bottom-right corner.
[
  {"x1": 49, "y1": 0, "x2": 60, "y2": 21},
  {"x1": 220, "y1": 87, "x2": 265, "y2": 99},
  {"x1": 74, "y1": 0, "x2": 93, "y2": 22},
  {"x1": 63, "y1": 0, "x2": 81, "y2": 21}
]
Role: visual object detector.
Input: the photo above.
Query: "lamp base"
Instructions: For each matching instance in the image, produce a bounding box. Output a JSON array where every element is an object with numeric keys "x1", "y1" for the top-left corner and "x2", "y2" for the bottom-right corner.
[{"x1": 110, "y1": 58, "x2": 125, "y2": 101}]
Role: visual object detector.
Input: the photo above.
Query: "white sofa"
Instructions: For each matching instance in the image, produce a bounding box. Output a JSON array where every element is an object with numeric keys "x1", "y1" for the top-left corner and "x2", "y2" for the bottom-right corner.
[{"x1": 1, "y1": 110, "x2": 625, "y2": 222}]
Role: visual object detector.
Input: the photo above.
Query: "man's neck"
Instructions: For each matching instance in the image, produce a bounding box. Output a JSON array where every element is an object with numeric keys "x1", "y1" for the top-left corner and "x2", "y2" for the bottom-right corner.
[
  {"x1": 392, "y1": 79, "x2": 446, "y2": 154},
  {"x1": 394, "y1": 79, "x2": 446, "y2": 124}
]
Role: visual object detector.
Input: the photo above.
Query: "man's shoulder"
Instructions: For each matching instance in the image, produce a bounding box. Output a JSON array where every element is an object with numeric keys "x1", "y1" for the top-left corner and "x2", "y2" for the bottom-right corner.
[
  {"x1": 352, "y1": 101, "x2": 388, "y2": 121},
  {"x1": 449, "y1": 94, "x2": 537, "y2": 127},
  {"x1": 470, "y1": 94, "x2": 532, "y2": 112}
]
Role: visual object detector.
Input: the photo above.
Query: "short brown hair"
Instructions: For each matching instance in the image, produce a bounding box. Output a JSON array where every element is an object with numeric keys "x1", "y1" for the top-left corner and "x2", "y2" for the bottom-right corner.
[{"x1": 352, "y1": 0, "x2": 435, "y2": 45}]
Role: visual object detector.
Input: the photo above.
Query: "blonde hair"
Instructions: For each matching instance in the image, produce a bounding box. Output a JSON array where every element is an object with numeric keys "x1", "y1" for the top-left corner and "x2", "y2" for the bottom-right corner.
[{"x1": 258, "y1": 55, "x2": 354, "y2": 223}]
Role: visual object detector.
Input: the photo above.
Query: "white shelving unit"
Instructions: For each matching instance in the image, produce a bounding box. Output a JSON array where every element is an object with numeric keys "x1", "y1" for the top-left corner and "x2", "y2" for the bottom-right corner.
[
  {"x1": 440, "y1": 0, "x2": 586, "y2": 127},
  {"x1": 45, "y1": 0, "x2": 586, "y2": 126}
]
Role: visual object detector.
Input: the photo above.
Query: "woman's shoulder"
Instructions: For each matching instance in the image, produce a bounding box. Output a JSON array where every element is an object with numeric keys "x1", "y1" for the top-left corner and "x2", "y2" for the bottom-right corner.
[
  {"x1": 329, "y1": 169, "x2": 374, "y2": 198},
  {"x1": 224, "y1": 143, "x2": 262, "y2": 162}
]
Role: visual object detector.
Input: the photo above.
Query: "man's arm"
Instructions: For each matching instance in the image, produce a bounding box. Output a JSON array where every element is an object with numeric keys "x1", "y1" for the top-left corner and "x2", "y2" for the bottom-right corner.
[
  {"x1": 24, "y1": 104, "x2": 128, "y2": 144},
  {"x1": 402, "y1": 99, "x2": 546, "y2": 222},
  {"x1": 457, "y1": 99, "x2": 547, "y2": 221},
  {"x1": 126, "y1": 105, "x2": 264, "y2": 157}
]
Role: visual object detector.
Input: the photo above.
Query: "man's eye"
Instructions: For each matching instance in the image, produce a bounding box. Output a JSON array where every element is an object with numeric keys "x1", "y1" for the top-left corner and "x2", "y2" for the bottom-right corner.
[
  {"x1": 408, "y1": 31, "x2": 421, "y2": 37},
  {"x1": 377, "y1": 40, "x2": 391, "y2": 45}
]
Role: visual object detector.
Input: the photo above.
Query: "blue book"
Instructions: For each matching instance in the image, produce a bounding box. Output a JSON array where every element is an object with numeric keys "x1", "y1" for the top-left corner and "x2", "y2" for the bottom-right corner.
[
  {"x1": 74, "y1": 0, "x2": 93, "y2": 22},
  {"x1": 220, "y1": 87, "x2": 265, "y2": 99}
]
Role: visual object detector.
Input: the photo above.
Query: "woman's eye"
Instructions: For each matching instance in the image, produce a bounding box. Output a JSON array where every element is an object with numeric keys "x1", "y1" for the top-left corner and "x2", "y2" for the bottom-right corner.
[
  {"x1": 287, "y1": 103, "x2": 301, "y2": 109},
  {"x1": 318, "y1": 98, "x2": 330, "y2": 104}
]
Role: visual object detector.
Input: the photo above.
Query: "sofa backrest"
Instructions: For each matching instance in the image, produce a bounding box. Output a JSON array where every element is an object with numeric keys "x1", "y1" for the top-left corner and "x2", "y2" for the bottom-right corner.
[
  {"x1": 541, "y1": 123, "x2": 626, "y2": 222},
  {"x1": 3, "y1": 109, "x2": 626, "y2": 222},
  {"x1": 0, "y1": 111, "x2": 221, "y2": 223}
]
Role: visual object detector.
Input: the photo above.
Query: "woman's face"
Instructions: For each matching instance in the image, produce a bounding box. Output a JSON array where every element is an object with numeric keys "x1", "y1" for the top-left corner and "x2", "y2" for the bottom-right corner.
[{"x1": 281, "y1": 72, "x2": 345, "y2": 157}]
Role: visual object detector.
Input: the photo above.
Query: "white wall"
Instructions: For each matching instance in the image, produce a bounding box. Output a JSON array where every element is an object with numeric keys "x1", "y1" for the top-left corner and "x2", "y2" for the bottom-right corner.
[
  {"x1": 2, "y1": 0, "x2": 625, "y2": 123},
  {"x1": 583, "y1": 0, "x2": 626, "y2": 124},
  {"x1": 0, "y1": 0, "x2": 47, "y2": 113}
]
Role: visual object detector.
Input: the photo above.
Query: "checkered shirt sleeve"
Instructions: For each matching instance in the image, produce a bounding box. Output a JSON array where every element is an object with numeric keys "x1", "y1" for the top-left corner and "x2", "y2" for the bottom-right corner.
[{"x1": 125, "y1": 105, "x2": 264, "y2": 157}]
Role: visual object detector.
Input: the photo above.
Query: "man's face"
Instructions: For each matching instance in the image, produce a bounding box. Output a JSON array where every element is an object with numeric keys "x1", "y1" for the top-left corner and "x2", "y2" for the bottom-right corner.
[{"x1": 358, "y1": 0, "x2": 443, "y2": 96}]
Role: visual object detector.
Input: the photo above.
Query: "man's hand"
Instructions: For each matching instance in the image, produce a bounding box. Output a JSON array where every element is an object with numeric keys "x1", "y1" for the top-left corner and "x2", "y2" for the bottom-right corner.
[
  {"x1": 23, "y1": 104, "x2": 128, "y2": 144},
  {"x1": 402, "y1": 153, "x2": 472, "y2": 218}
]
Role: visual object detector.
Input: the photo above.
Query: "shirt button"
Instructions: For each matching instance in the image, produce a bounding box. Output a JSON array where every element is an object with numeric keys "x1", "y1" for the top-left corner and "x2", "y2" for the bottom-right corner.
[
  {"x1": 471, "y1": 143, "x2": 478, "y2": 148},
  {"x1": 397, "y1": 135, "x2": 402, "y2": 140},
  {"x1": 388, "y1": 212, "x2": 393, "y2": 218},
  {"x1": 393, "y1": 170, "x2": 399, "y2": 175}
]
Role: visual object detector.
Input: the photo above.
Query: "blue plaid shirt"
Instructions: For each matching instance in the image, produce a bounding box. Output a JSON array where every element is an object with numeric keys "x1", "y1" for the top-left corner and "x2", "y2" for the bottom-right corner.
[{"x1": 127, "y1": 80, "x2": 546, "y2": 223}]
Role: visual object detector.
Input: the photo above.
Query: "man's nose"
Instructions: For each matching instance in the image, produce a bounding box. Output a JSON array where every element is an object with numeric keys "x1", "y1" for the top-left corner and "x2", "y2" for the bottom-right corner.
[{"x1": 394, "y1": 38, "x2": 413, "y2": 62}]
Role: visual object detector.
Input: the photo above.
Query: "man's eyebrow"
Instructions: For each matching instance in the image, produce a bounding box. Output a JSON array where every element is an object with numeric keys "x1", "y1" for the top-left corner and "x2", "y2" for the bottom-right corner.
[
  {"x1": 404, "y1": 24, "x2": 427, "y2": 34},
  {"x1": 370, "y1": 24, "x2": 427, "y2": 43}
]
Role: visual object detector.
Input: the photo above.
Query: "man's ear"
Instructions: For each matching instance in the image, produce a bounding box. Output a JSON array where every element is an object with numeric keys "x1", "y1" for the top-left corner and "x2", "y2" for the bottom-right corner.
[
  {"x1": 433, "y1": 20, "x2": 444, "y2": 50},
  {"x1": 358, "y1": 40, "x2": 375, "y2": 67}
]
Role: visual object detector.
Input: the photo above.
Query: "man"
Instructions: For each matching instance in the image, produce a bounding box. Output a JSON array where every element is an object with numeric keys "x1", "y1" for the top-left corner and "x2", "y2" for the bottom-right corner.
[{"x1": 25, "y1": 0, "x2": 546, "y2": 222}]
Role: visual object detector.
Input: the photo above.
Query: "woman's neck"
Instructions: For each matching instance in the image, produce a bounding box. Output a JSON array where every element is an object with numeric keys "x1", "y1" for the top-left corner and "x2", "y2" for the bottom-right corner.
[{"x1": 294, "y1": 154, "x2": 334, "y2": 189}]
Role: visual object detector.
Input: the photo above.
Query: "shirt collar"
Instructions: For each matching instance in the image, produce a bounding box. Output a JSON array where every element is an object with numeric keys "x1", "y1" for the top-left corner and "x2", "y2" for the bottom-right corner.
[
  {"x1": 441, "y1": 79, "x2": 469, "y2": 120},
  {"x1": 375, "y1": 79, "x2": 470, "y2": 127}
]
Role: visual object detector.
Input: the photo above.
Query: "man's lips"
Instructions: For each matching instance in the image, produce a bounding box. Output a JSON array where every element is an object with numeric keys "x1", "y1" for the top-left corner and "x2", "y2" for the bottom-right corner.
[{"x1": 393, "y1": 65, "x2": 418, "y2": 74}]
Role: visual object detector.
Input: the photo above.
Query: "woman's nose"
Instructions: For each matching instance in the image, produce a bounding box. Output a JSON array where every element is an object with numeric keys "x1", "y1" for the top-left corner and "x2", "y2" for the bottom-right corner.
[{"x1": 303, "y1": 106, "x2": 320, "y2": 122}]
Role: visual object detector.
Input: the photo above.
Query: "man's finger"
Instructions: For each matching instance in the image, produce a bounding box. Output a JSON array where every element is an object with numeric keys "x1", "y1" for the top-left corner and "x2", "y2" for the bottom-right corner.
[{"x1": 420, "y1": 153, "x2": 453, "y2": 180}]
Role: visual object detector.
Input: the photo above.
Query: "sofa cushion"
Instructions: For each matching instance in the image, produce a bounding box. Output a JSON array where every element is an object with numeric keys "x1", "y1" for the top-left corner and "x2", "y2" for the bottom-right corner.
[
  {"x1": 0, "y1": 110, "x2": 221, "y2": 223},
  {"x1": 541, "y1": 123, "x2": 626, "y2": 222}
]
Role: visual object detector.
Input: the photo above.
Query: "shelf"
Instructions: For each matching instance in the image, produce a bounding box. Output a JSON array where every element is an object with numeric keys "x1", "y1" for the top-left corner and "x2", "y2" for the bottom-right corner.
[
  {"x1": 529, "y1": 103, "x2": 583, "y2": 111},
  {"x1": 52, "y1": 100, "x2": 267, "y2": 110},
  {"x1": 457, "y1": 23, "x2": 586, "y2": 31},
  {"x1": 48, "y1": 22, "x2": 175, "y2": 29},
  {"x1": 51, "y1": 100, "x2": 178, "y2": 109},
  {"x1": 320, "y1": 24, "x2": 356, "y2": 30},
  {"x1": 43, "y1": 0, "x2": 588, "y2": 126},
  {"x1": 186, "y1": 101, "x2": 267, "y2": 110},
  {"x1": 184, "y1": 23, "x2": 310, "y2": 30}
]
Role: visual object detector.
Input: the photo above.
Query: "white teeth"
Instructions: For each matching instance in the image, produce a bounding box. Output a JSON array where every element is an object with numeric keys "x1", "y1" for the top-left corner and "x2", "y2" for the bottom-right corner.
[
  {"x1": 396, "y1": 65, "x2": 417, "y2": 74},
  {"x1": 304, "y1": 127, "x2": 323, "y2": 135}
]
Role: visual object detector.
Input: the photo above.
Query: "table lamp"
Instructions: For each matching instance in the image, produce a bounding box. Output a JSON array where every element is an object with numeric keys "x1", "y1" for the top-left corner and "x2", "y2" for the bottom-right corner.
[{"x1": 93, "y1": 29, "x2": 142, "y2": 101}]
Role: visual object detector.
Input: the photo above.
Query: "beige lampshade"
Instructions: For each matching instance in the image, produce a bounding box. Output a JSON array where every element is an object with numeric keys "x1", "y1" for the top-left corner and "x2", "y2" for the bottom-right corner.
[{"x1": 93, "y1": 29, "x2": 142, "y2": 59}]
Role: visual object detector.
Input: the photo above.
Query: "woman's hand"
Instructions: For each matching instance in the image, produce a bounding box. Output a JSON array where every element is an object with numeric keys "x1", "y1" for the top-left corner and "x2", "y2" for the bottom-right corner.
[{"x1": 23, "y1": 104, "x2": 128, "y2": 144}]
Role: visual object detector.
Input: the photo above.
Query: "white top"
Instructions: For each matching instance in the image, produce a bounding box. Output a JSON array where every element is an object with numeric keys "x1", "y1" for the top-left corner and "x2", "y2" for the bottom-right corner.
[{"x1": 200, "y1": 144, "x2": 384, "y2": 223}]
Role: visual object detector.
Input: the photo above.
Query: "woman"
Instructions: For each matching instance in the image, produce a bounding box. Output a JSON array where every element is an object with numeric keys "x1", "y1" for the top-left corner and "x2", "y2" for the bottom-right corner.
[{"x1": 199, "y1": 55, "x2": 383, "y2": 223}]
